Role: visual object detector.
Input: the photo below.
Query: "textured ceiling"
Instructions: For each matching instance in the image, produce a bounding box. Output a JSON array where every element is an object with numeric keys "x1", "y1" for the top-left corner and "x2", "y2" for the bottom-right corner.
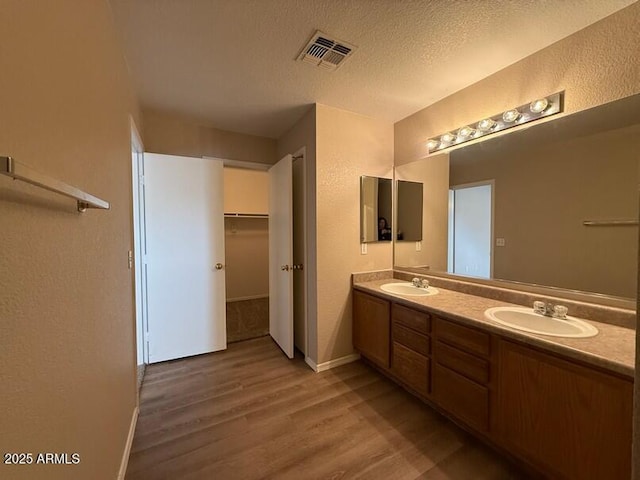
[{"x1": 109, "y1": 0, "x2": 634, "y2": 139}]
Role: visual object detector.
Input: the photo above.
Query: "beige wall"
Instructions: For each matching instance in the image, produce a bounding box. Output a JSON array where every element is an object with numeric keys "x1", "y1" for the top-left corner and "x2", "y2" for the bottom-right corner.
[
  {"x1": 224, "y1": 218, "x2": 269, "y2": 300},
  {"x1": 395, "y1": 2, "x2": 640, "y2": 166},
  {"x1": 277, "y1": 106, "x2": 318, "y2": 361},
  {"x1": 223, "y1": 167, "x2": 268, "y2": 215},
  {"x1": 143, "y1": 108, "x2": 277, "y2": 165},
  {"x1": 0, "y1": 1, "x2": 140, "y2": 479},
  {"x1": 395, "y1": 154, "x2": 449, "y2": 271},
  {"x1": 315, "y1": 104, "x2": 394, "y2": 363}
]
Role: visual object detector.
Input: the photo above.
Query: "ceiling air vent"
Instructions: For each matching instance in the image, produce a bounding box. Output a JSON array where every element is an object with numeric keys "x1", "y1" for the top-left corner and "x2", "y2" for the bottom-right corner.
[{"x1": 297, "y1": 31, "x2": 356, "y2": 71}]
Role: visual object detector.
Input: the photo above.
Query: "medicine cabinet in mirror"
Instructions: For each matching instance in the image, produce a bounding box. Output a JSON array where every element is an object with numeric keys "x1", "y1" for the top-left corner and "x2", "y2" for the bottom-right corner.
[
  {"x1": 394, "y1": 93, "x2": 640, "y2": 301},
  {"x1": 396, "y1": 180, "x2": 423, "y2": 242},
  {"x1": 360, "y1": 176, "x2": 392, "y2": 243}
]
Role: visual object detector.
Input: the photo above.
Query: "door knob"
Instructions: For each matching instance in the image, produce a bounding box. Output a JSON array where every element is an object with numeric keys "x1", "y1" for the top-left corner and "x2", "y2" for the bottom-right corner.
[
  {"x1": 281, "y1": 265, "x2": 290, "y2": 271},
  {"x1": 214, "y1": 263, "x2": 224, "y2": 270}
]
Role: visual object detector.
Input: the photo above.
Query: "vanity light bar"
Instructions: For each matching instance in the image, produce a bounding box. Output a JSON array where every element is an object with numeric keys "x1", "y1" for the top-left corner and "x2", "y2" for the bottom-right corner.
[{"x1": 426, "y1": 92, "x2": 564, "y2": 154}]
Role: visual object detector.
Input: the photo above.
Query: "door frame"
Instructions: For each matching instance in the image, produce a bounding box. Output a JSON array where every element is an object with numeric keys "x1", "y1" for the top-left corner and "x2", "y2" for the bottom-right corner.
[
  {"x1": 130, "y1": 117, "x2": 148, "y2": 369},
  {"x1": 448, "y1": 179, "x2": 495, "y2": 278},
  {"x1": 292, "y1": 147, "x2": 308, "y2": 356}
]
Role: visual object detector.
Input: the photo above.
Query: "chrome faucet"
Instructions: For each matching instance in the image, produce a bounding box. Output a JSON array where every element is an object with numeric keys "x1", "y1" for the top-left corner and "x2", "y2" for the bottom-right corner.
[
  {"x1": 533, "y1": 300, "x2": 568, "y2": 319},
  {"x1": 412, "y1": 277, "x2": 430, "y2": 289}
]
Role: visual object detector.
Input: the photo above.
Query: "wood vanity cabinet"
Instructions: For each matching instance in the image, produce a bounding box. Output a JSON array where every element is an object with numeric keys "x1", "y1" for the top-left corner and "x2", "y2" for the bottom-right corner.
[
  {"x1": 352, "y1": 290, "x2": 391, "y2": 368},
  {"x1": 351, "y1": 288, "x2": 633, "y2": 479},
  {"x1": 432, "y1": 317, "x2": 492, "y2": 432},
  {"x1": 391, "y1": 303, "x2": 431, "y2": 396},
  {"x1": 495, "y1": 339, "x2": 633, "y2": 480}
]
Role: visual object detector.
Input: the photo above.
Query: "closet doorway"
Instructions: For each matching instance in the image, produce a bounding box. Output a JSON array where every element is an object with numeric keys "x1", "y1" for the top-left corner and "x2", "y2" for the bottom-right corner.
[
  {"x1": 448, "y1": 181, "x2": 494, "y2": 279},
  {"x1": 223, "y1": 166, "x2": 270, "y2": 343},
  {"x1": 224, "y1": 152, "x2": 307, "y2": 359},
  {"x1": 134, "y1": 153, "x2": 308, "y2": 364}
]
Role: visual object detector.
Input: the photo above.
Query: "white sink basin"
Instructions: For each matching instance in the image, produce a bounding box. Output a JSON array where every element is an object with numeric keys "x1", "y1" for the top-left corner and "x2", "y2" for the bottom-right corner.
[
  {"x1": 484, "y1": 306, "x2": 598, "y2": 338},
  {"x1": 380, "y1": 282, "x2": 439, "y2": 297}
]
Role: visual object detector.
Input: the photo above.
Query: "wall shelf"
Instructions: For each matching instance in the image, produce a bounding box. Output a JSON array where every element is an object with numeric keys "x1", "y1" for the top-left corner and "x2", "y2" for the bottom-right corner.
[{"x1": 1, "y1": 156, "x2": 110, "y2": 212}]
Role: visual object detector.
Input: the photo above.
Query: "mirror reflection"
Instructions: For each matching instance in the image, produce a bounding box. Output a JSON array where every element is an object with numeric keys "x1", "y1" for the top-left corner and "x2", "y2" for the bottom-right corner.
[
  {"x1": 394, "y1": 94, "x2": 640, "y2": 299},
  {"x1": 396, "y1": 180, "x2": 423, "y2": 241},
  {"x1": 360, "y1": 176, "x2": 392, "y2": 243}
]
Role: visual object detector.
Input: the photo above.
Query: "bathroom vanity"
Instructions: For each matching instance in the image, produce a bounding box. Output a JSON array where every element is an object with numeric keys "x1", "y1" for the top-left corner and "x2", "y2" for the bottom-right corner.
[{"x1": 352, "y1": 278, "x2": 634, "y2": 479}]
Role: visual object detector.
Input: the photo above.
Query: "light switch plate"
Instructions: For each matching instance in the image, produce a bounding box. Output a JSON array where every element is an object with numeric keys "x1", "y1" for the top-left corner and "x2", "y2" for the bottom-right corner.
[
  {"x1": 416, "y1": 241, "x2": 422, "y2": 251},
  {"x1": 361, "y1": 243, "x2": 367, "y2": 255},
  {"x1": 496, "y1": 238, "x2": 506, "y2": 247}
]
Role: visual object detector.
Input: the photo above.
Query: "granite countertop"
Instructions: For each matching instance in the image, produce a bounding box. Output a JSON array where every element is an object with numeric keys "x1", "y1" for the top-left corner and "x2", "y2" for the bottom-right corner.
[{"x1": 354, "y1": 278, "x2": 635, "y2": 378}]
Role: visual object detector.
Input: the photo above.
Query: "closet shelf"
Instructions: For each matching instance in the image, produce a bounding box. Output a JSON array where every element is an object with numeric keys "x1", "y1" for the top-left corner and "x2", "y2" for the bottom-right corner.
[{"x1": 224, "y1": 213, "x2": 268, "y2": 219}]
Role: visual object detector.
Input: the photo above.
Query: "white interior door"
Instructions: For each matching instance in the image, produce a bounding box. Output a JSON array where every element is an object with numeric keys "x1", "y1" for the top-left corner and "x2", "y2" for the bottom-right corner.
[
  {"x1": 269, "y1": 154, "x2": 294, "y2": 358},
  {"x1": 144, "y1": 153, "x2": 227, "y2": 363}
]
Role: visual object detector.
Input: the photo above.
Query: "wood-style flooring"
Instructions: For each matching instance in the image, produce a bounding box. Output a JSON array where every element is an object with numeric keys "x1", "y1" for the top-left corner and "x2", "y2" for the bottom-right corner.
[{"x1": 126, "y1": 336, "x2": 525, "y2": 480}]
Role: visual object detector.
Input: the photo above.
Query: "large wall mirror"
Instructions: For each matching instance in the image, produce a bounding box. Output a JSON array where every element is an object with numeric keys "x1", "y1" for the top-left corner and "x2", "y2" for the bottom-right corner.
[
  {"x1": 360, "y1": 176, "x2": 392, "y2": 242},
  {"x1": 394, "y1": 93, "x2": 640, "y2": 301}
]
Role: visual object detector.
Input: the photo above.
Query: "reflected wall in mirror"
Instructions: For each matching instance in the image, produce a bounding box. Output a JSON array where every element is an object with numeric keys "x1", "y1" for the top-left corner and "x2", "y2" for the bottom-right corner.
[
  {"x1": 360, "y1": 176, "x2": 392, "y2": 242},
  {"x1": 394, "y1": 93, "x2": 640, "y2": 300},
  {"x1": 396, "y1": 180, "x2": 423, "y2": 241}
]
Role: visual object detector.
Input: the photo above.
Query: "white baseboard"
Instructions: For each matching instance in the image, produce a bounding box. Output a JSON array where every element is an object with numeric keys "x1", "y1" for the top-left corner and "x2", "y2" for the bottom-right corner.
[
  {"x1": 305, "y1": 353, "x2": 361, "y2": 373},
  {"x1": 117, "y1": 406, "x2": 139, "y2": 480}
]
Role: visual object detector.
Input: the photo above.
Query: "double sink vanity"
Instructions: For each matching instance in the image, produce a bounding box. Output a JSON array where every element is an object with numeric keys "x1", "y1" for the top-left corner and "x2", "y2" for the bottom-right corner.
[
  {"x1": 355, "y1": 94, "x2": 639, "y2": 478},
  {"x1": 352, "y1": 272, "x2": 635, "y2": 479}
]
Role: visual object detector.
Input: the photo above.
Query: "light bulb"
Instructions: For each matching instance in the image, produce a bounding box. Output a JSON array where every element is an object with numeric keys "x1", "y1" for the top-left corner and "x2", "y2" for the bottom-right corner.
[
  {"x1": 441, "y1": 132, "x2": 456, "y2": 143},
  {"x1": 457, "y1": 126, "x2": 475, "y2": 138},
  {"x1": 426, "y1": 139, "x2": 439, "y2": 150},
  {"x1": 502, "y1": 109, "x2": 520, "y2": 123},
  {"x1": 530, "y1": 98, "x2": 549, "y2": 113},
  {"x1": 477, "y1": 118, "x2": 496, "y2": 132}
]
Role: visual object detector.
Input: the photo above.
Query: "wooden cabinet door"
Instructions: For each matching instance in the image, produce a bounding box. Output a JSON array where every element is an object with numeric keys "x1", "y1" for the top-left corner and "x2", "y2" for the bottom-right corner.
[
  {"x1": 352, "y1": 290, "x2": 390, "y2": 368},
  {"x1": 496, "y1": 339, "x2": 632, "y2": 479}
]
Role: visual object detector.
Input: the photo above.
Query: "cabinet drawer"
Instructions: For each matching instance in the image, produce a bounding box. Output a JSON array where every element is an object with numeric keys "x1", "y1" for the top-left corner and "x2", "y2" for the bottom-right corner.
[
  {"x1": 435, "y1": 340, "x2": 489, "y2": 384},
  {"x1": 393, "y1": 323, "x2": 430, "y2": 356},
  {"x1": 392, "y1": 303, "x2": 431, "y2": 334},
  {"x1": 432, "y1": 363, "x2": 489, "y2": 432},
  {"x1": 392, "y1": 342, "x2": 430, "y2": 396},
  {"x1": 435, "y1": 317, "x2": 490, "y2": 357}
]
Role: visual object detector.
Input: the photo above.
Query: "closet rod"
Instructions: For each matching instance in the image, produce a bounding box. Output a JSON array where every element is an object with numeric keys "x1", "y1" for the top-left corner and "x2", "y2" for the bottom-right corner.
[
  {"x1": 583, "y1": 219, "x2": 638, "y2": 226},
  {"x1": 1, "y1": 156, "x2": 110, "y2": 212}
]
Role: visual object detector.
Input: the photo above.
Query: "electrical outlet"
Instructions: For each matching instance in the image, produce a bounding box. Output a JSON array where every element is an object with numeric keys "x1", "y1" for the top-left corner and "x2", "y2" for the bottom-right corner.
[
  {"x1": 128, "y1": 250, "x2": 133, "y2": 269},
  {"x1": 496, "y1": 238, "x2": 506, "y2": 247},
  {"x1": 361, "y1": 243, "x2": 368, "y2": 255}
]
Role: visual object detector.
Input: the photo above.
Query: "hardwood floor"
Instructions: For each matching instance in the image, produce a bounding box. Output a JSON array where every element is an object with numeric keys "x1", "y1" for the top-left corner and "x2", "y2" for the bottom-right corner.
[{"x1": 127, "y1": 337, "x2": 525, "y2": 480}]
